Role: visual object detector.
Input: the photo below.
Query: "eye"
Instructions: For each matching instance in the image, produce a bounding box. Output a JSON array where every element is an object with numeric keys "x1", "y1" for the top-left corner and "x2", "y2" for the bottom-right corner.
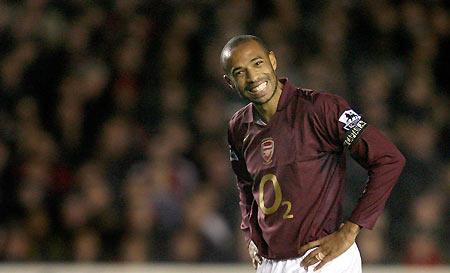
[
  {"x1": 255, "y1": 61, "x2": 263, "y2": 66},
  {"x1": 234, "y1": 71, "x2": 244, "y2": 76}
]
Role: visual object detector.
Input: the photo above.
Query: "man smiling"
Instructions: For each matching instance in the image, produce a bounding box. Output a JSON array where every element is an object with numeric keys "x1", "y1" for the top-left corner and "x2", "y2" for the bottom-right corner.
[
  {"x1": 221, "y1": 36, "x2": 282, "y2": 118},
  {"x1": 222, "y1": 35, "x2": 405, "y2": 273}
]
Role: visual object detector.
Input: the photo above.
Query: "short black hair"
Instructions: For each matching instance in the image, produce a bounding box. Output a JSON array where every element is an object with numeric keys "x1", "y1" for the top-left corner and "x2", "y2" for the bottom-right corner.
[{"x1": 220, "y1": 35, "x2": 269, "y2": 73}]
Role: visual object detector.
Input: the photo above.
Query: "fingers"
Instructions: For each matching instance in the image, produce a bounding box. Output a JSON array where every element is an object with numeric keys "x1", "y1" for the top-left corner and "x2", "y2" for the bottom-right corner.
[
  {"x1": 300, "y1": 248, "x2": 323, "y2": 268},
  {"x1": 252, "y1": 255, "x2": 262, "y2": 270},
  {"x1": 249, "y1": 240, "x2": 261, "y2": 270},
  {"x1": 314, "y1": 255, "x2": 333, "y2": 271},
  {"x1": 299, "y1": 239, "x2": 321, "y2": 255},
  {"x1": 255, "y1": 254, "x2": 262, "y2": 264}
]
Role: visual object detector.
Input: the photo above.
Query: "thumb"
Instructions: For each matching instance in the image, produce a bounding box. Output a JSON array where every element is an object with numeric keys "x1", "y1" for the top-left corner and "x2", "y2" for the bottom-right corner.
[{"x1": 256, "y1": 254, "x2": 262, "y2": 264}]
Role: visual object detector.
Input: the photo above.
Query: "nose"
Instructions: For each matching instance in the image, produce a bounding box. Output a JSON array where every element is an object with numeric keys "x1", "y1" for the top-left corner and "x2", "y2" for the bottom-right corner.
[{"x1": 246, "y1": 68, "x2": 257, "y2": 83}]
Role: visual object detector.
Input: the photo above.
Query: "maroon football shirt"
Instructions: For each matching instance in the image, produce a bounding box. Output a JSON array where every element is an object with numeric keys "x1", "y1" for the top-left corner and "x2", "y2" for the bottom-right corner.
[{"x1": 228, "y1": 78, "x2": 405, "y2": 259}]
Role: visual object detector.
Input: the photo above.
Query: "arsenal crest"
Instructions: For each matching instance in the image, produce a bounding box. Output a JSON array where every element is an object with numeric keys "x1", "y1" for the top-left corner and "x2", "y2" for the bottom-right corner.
[{"x1": 261, "y1": 138, "x2": 274, "y2": 164}]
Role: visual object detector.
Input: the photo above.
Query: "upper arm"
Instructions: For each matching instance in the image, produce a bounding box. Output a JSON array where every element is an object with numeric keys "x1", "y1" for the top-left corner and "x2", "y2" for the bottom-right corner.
[
  {"x1": 314, "y1": 93, "x2": 368, "y2": 150},
  {"x1": 228, "y1": 123, "x2": 254, "y2": 192},
  {"x1": 313, "y1": 93, "x2": 405, "y2": 170}
]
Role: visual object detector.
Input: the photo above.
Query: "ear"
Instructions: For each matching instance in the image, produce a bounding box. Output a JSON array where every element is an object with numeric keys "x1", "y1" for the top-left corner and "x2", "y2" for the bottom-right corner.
[
  {"x1": 223, "y1": 75, "x2": 234, "y2": 89},
  {"x1": 268, "y1": 51, "x2": 277, "y2": 71}
]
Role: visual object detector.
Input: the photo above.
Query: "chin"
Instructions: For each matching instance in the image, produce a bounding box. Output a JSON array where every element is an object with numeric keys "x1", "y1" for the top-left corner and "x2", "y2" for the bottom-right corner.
[{"x1": 252, "y1": 95, "x2": 271, "y2": 105}]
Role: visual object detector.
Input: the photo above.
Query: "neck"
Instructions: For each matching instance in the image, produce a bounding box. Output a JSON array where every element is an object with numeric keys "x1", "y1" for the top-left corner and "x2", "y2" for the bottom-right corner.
[{"x1": 254, "y1": 80, "x2": 284, "y2": 123}]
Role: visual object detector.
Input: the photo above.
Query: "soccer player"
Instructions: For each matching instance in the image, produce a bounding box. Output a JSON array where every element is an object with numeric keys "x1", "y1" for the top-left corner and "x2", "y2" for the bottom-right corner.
[{"x1": 222, "y1": 35, "x2": 405, "y2": 273}]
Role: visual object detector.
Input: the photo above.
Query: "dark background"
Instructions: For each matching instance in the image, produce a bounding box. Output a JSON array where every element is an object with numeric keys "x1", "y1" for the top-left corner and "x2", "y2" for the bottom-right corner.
[{"x1": 0, "y1": 0, "x2": 448, "y2": 265}]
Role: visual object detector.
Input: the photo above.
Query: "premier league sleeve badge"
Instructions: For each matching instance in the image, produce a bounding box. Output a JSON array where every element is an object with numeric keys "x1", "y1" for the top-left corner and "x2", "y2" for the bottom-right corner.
[{"x1": 339, "y1": 109, "x2": 362, "y2": 131}]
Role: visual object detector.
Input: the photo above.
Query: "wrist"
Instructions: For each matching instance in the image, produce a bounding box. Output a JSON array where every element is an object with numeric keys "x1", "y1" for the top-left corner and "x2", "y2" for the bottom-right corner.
[{"x1": 340, "y1": 221, "x2": 361, "y2": 241}]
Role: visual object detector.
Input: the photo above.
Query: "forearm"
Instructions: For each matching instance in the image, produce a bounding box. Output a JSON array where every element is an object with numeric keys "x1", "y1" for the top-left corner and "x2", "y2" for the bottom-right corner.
[
  {"x1": 236, "y1": 177, "x2": 255, "y2": 245},
  {"x1": 349, "y1": 126, "x2": 406, "y2": 229},
  {"x1": 239, "y1": 199, "x2": 252, "y2": 245},
  {"x1": 229, "y1": 134, "x2": 255, "y2": 242}
]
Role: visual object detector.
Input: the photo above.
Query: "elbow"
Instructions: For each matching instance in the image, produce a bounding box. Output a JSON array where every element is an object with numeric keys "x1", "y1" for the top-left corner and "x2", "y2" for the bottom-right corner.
[
  {"x1": 400, "y1": 153, "x2": 406, "y2": 168},
  {"x1": 395, "y1": 149, "x2": 406, "y2": 170}
]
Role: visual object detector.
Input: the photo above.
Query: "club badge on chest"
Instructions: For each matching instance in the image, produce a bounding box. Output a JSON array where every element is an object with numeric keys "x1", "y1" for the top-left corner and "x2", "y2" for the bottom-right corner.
[{"x1": 261, "y1": 138, "x2": 274, "y2": 164}]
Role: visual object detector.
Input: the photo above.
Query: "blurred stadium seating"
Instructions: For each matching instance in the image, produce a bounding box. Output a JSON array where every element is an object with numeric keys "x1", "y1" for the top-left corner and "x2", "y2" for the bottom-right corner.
[{"x1": 0, "y1": 0, "x2": 448, "y2": 266}]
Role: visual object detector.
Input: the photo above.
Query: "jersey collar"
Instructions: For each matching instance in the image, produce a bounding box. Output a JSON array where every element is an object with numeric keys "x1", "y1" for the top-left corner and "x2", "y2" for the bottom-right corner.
[{"x1": 276, "y1": 78, "x2": 296, "y2": 111}]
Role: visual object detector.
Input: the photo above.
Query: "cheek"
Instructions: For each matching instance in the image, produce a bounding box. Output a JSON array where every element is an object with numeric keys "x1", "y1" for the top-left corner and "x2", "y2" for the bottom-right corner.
[{"x1": 235, "y1": 78, "x2": 246, "y2": 89}]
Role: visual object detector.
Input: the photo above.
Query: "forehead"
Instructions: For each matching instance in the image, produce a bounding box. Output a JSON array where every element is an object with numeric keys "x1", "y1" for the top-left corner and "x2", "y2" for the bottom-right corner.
[{"x1": 226, "y1": 40, "x2": 267, "y2": 70}]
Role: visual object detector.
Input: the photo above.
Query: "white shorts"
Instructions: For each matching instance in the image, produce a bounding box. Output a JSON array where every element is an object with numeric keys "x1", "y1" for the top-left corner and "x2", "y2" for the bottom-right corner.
[{"x1": 256, "y1": 243, "x2": 362, "y2": 273}]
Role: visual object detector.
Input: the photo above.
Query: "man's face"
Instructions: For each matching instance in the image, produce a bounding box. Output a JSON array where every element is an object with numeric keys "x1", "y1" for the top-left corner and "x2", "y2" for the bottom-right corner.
[{"x1": 224, "y1": 40, "x2": 278, "y2": 105}]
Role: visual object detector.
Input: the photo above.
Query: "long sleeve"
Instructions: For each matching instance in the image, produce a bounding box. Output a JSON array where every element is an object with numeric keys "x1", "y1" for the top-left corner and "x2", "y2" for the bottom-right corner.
[
  {"x1": 315, "y1": 92, "x2": 406, "y2": 230},
  {"x1": 228, "y1": 126, "x2": 254, "y2": 245},
  {"x1": 347, "y1": 126, "x2": 406, "y2": 229}
]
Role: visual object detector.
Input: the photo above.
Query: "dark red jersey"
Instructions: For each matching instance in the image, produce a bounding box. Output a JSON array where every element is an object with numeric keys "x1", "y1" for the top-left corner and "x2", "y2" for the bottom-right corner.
[{"x1": 228, "y1": 78, "x2": 405, "y2": 259}]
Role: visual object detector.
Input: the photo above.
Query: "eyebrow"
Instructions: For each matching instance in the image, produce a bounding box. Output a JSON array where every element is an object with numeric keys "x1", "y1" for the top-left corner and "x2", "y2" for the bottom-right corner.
[
  {"x1": 231, "y1": 56, "x2": 263, "y2": 74},
  {"x1": 251, "y1": 56, "x2": 263, "y2": 62}
]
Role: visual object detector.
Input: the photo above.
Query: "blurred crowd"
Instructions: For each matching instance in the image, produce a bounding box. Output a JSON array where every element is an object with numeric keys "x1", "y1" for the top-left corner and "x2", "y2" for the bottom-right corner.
[{"x1": 0, "y1": 0, "x2": 448, "y2": 265}]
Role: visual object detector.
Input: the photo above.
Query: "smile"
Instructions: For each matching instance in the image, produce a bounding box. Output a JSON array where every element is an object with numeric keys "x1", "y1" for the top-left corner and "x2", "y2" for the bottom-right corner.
[{"x1": 249, "y1": 81, "x2": 267, "y2": 93}]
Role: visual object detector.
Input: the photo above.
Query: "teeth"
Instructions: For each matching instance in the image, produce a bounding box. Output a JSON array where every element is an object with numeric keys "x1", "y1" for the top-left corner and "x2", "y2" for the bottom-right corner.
[{"x1": 253, "y1": 82, "x2": 267, "y2": 92}]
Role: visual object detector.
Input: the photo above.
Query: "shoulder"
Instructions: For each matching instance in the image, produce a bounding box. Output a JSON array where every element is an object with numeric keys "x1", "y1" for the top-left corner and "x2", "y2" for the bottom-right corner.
[
  {"x1": 298, "y1": 89, "x2": 348, "y2": 111},
  {"x1": 228, "y1": 103, "x2": 251, "y2": 130},
  {"x1": 299, "y1": 89, "x2": 350, "y2": 117},
  {"x1": 227, "y1": 103, "x2": 251, "y2": 143}
]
